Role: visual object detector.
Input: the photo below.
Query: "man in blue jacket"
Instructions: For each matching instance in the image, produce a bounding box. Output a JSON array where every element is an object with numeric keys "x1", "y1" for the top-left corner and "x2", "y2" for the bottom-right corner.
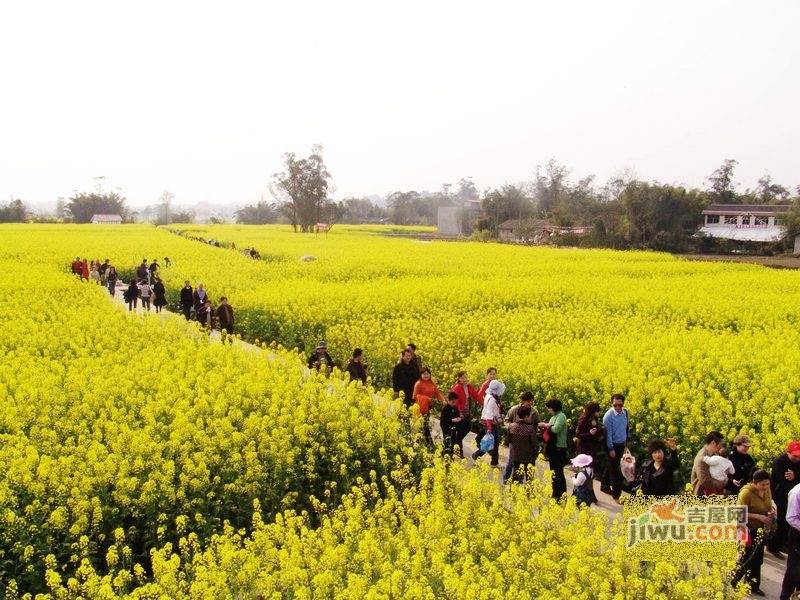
[{"x1": 601, "y1": 393, "x2": 629, "y2": 503}]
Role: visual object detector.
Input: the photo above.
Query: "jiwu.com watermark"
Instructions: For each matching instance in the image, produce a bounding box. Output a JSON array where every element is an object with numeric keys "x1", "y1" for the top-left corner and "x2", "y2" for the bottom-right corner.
[{"x1": 627, "y1": 499, "x2": 748, "y2": 548}]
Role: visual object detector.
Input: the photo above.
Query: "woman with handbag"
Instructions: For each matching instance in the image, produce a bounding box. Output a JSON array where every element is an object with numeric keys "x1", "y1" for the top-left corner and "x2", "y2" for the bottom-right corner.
[
  {"x1": 733, "y1": 469, "x2": 776, "y2": 596},
  {"x1": 471, "y1": 379, "x2": 506, "y2": 466},
  {"x1": 539, "y1": 398, "x2": 568, "y2": 500}
]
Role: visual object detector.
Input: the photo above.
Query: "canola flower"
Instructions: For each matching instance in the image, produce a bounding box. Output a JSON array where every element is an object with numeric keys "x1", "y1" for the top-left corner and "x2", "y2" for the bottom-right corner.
[
  {"x1": 0, "y1": 251, "x2": 422, "y2": 595},
  {"x1": 41, "y1": 462, "x2": 744, "y2": 600}
]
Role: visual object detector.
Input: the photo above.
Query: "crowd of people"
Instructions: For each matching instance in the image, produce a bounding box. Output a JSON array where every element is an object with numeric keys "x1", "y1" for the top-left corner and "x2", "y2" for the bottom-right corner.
[
  {"x1": 70, "y1": 257, "x2": 234, "y2": 333},
  {"x1": 388, "y1": 343, "x2": 800, "y2": 598},
  {"x1": 66, "y1": 264, "x2": 800, "y2": 596}
]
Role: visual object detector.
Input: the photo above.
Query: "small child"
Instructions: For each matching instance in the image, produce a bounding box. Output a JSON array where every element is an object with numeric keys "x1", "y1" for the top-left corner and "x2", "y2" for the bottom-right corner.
[
  {"x1": 569, "y1": 454, "x2": 598, "y2": 507},
  {"x1": 703, "y1": 447, "x2": 735, "y2": 487}
]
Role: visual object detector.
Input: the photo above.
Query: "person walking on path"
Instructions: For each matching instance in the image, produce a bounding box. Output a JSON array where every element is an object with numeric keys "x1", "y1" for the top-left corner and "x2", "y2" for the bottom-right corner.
[
  {"x1": 124, "y1": 279, "x2": 140, "y2": 311},
  {"x1": 575, "y1": 401, "x2": 604, "y2": 464},
  {"x1": 440, "y1": 392, "x2": 463, "y2": 457},
  {"x1": 506, "y1": 404, "x2": 539, "y2": 484},
  {"x1": 727, "y1": 435, "x2": 756, "y2": 497},
  {"x1": 89, "y1": 265, "x2": 100, "y2": 284},
  {"x1": 601, "y1": 394, "x2": 629, "y2": 501},
  {"x1": 392, "y1": 348, "x2": 420, "y2": 408},
  {"x1": 539, "y1": 398, "x2": 568, "y2": 500},
  {"x1": 450, "y1": 371, "x2": 480, "y2": 451},
  {"x1": 503, "y1": 391, "x2": 539, "y2": 483},
  {"x1": 768, "y1": 441, "x2": 800, "y2": 558},
  {"x1": 407, "y1": 343, "x2": 424, "y2": 372},
  {"x1": 690, "y1": 431, "x2": 726, "y2": 496},
  {"x1": 192, "y1": 283, "x2": 208, "y2": 315},
  {"x1": 412, "y1": 367, "x2": 445, "y2": 445},
  {"x1": 216, "y1": 296, "x2": 234, "y2": 334},
  {"x1": 180, "y1": 281, "x2": 194, "y2": 320},
  {"x1": 569, "y1": 454, "x2": 598, "y2": 507},
  {"x1": 345, "y1": 348, "x2": 368, "y2": 385},
  {"x1": 733, "y1": 469, "x2": 776, "y2": 597},
  {"x1": 472, "y1": 379, "x2": 506, "y2": 466},
  {"x1": 136, "y1": 259, "x2": 149, "y2": 283},
  {"x1": 80, "y1": 259, "x2": 89, "y2": 281},
  {"x1": 197, "y1": 298, "x2": 213, "y2": 329},
  {"x1": 106, "y1": 266, "x2": 118, "y2": 296},
  {"x1": 639, "y1": 438, "x2": 680, "y2": 496},
  {"x1": 138, "y1": 280, "x2": 152, "y2": 311},
  {"x1": 307, "y1": 340, "x2": 334, "y2": 372},
  {"x1": 477, "y1": 367, "x2": 497, "y2": 406},
  {"x1": 779, "y1": 481, "x2": 800, "y2": 599},
  {"x1": 148, "y1": 259, "x2": 159, "y2": 281},
  {"x1": 152, "y1": 277, "x2": 167, "y2": 313}
]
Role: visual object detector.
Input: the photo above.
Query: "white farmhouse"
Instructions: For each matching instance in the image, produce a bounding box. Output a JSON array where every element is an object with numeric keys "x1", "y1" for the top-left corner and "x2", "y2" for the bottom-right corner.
[
  {"x1": 90, "y1": 214, "x2": 123, "y2": 224},
  {"x1": 699, "y1": 204, "x2": 789, "y2": 243}
]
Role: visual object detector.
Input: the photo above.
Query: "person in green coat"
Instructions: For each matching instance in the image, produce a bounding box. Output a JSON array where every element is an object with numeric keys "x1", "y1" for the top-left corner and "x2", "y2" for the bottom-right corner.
[{"x1": 539, "y1": 398, "x2": 568, "y2": 500}]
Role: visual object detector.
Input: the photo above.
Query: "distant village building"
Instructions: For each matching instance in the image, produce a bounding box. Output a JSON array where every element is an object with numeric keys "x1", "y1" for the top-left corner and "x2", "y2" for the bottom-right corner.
[
  {"x1": 437, "y1": 202, "x2": 481, "y2": 236},
  {"x1": 498, "y1": 219, "x2": 590, "y2": 244},
  {"x1": 90, "y1": 214, "x2": 123, "y2": 224},
  {"x1": 698, "y1": 204, "x2": 789, "y2": 243}
]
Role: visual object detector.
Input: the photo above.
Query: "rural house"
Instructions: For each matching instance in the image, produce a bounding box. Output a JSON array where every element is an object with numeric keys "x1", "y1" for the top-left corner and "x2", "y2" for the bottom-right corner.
[{"x1": 90, "y1": 214, "x2": 123, "y2": 224}]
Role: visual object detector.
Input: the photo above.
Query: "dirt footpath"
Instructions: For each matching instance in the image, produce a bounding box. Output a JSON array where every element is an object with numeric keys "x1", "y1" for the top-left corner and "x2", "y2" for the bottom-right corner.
[{"x1": 679, "y1": 254, "x2": 800, "y2": 270}]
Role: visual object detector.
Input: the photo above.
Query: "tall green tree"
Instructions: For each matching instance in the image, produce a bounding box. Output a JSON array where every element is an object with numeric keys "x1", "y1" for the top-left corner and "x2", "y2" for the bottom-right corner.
[
  {"x1": 619, "y1": 181, "x2": 706, "y2": 249},
  {"x1": 480, "y1": 185, "x2": 534, "y2": 231},
  {"x1": 0, "y1": 198, "x2": 27, "y2": 222},
  {"x1": 706, "y1": 159, "x2": 738, "y2": 204},
  {"x1": 235, "y1": 201, "x2": 280, "y2": 224},
  {"x1": 66, "y1": 191, "x2": 127, "y2": 223},
  {"x1": 271, "y1": 145, "x2": 331, "y2": 232}
]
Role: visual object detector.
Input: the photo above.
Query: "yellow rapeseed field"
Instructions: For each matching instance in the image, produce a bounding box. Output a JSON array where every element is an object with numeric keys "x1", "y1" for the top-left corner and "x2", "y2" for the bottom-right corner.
[
  {"x1": 167, "y1": 224, "x2": 800, "y2": 462},
  {"x1": 0, "y1": 223, "x2": 777, "y2": 597}
]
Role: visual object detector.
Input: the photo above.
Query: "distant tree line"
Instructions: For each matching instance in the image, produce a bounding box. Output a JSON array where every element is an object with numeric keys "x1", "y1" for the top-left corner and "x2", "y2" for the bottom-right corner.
[{"x1": 6, "y1": 150, "x2": 800, "y2": 256}]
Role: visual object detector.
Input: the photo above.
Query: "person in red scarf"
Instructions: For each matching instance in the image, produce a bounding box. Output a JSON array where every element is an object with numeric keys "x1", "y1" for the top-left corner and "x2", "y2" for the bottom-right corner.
[
  {"x1": 80, "y1": 259, "x2": 90, "y2": 280},
  {"x1": 450, "y1": 371, "x2": 481, "y2": 450}
]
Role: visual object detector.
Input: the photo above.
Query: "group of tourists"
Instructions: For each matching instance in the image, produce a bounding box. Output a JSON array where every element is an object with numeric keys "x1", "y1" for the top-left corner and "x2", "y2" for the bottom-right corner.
[
  {"x1": 64, "y1": 266, "x2": 800, "y2": 596},
  {"x1": 69, "y1": 257, "x2": 234, "y2": 333},
  {"x1": 71, "y1": 257, "x2": 121, "y2": 296},
  {"x1": 177, "y1": 280, "x2": 235, "y2": 334},
  {"x1": 384, "y1": 344, "x2": 800, "y2": 598},
  {"x1": 121, "y1": 259, "x2": 169, "y2": 313}
]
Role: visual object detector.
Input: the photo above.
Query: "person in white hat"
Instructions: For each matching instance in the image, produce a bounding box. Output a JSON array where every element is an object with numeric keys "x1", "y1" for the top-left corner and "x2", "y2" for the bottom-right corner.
[
  {"x1": 307, "y1": 340, "x2": 334, "y2": 372},
  {"x1": 472, "y1": 379, "x2": 506, "y2": 466},
  {"x1": 570, "y1": 453, "x2": 598, "y2": 507}
]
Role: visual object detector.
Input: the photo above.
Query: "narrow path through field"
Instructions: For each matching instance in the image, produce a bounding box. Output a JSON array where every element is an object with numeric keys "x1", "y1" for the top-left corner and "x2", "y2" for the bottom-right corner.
[{"x1": 106, "y1": 279, "x2": 784, "y2": 599}]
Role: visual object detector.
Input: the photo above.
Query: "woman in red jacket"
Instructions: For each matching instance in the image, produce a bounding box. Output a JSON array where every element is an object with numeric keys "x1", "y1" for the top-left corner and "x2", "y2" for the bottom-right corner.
[
  {"x1": 450, "y1": 371, "x2": 481, "y2": 450},
  {"x1": 413, "y1": 367, "x2": 444, "y2": 446}
]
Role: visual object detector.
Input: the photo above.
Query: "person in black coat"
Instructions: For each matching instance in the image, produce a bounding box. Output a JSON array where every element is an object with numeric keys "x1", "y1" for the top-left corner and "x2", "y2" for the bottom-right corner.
[
  {"x1": 124, "y1": 279, "x2": 140, "y2": 312},
  {"x1": 179, "y1": 281, "x2": 193, "y2": 320},
  {"x1": 307, "y1": 340, "x2": 334, "y2": 372},
  {"x1": 392, "y1": 347, "x2": 420, "y2": 408},
  {"x1": 767, "y1": 442, "x2": 800, "y2": 557},
  {"x1": 152, "y1": 277, "x2": 167, "y2": 313},
  {"x1": 639, "y1": 439, "x2": 680, "y2": 496},
  {"x1": 440, "y1": 392, "x2": 463, "y2": 456},
  {"x1": 726, "y1": 435, "x2": 756, "y2": 496},
  {"x1": 345, "y1": 348, "x2": 368, "y2": 384}
]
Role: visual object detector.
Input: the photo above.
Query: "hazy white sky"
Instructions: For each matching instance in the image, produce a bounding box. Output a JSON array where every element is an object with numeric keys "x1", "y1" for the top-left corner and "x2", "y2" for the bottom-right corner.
[{"x1": 1, "y1": 1, "x2": 798, "y2": 207}]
